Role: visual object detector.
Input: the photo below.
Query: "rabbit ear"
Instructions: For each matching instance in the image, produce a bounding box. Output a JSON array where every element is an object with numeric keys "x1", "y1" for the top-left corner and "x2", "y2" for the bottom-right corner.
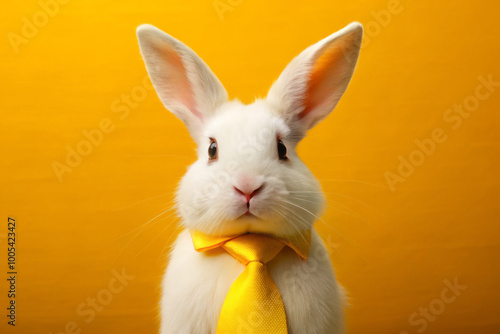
[
  {"x1": 267, "y1": 22, "x2": 363, "y2": 138},
  {"x1": 137, "y1": 24, "x2": 228, "y2": 139}
]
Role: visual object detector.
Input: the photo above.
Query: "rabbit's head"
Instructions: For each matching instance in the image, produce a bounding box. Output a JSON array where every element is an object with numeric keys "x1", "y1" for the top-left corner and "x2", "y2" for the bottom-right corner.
[{"x1": 137, "y1": 23, "x2": 362, "y2": 238}]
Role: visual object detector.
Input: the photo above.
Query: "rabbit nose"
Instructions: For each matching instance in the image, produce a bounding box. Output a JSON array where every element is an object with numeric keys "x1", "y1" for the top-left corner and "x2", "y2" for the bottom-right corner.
[{"x1": 234, "y1": 184, "x2": 263, "y2": 202}]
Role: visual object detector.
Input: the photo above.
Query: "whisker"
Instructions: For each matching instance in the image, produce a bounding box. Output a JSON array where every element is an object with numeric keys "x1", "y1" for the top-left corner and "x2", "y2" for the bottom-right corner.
[
  {"x1": 112, "y1": 191, "x2": 177, "y2": 211},
  {"x1": 289, "y1": 194, "x2": 374, "y2": 228},
  {"x1": 156, "y1": 224, "x2": 183, "y2": 265},
  {"x1": 112, "y1": 206, "x2": 176, "y2": 242},
  {"x1": 289, "y1": 190, "x2": 386, "y2": 220},
  {"x1": 327, "y1": 199, "x2": 374, "y2": 228},
  {"x1": 288, "y1": 195, "x2": 359, "y2": 219},
  {"x1": 274, "y1": 204, "x2": 311, "y2": 245},
  {"x1": 327, "y1": 192, "x2": 387, "y2": 219},
  {"x1": 134, "y1": 221, "x2": 175, "y2": 260},
  {"x1": 128, "y1": 154, "x2": 193, "y2": 159},
  {"x1": 280, "y1": 199, "x2": 369, "y2": 264},
  {"x1": 115, "y1": 208, "x2": 177, "y2": 259},
  {"x1": 317, "y1": 178, "x2": 390, "y2": 190}
]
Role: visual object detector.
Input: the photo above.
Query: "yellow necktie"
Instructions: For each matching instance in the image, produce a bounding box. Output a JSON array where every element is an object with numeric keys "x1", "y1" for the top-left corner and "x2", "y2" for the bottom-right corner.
[{"x1": 191, "y1": 231, "x2": 311, "y2": 334}]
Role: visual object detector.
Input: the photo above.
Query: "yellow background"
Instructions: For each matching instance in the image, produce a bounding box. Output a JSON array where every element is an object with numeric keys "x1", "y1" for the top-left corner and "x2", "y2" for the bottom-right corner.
[{"x1": 1, "y1": 1, "x2": 499, "y2": 333}]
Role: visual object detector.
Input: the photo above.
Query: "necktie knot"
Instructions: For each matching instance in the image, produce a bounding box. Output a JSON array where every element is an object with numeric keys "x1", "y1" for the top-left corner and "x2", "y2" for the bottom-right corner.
[
  {"x1": 191, "y1": 230, "x2": 311, "y2": 264},
  {"x1": 222, "y1": 234, "x2": 285, "y2": 265}
]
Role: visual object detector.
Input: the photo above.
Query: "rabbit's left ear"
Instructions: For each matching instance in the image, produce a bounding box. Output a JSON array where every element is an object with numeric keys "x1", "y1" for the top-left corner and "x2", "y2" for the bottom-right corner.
[
  {"x1": 267, "y1": 22, "x2": 363, "y2": 138},
  {"x1": 137, "y1": 24, "x2": 228, "y2": 140}
]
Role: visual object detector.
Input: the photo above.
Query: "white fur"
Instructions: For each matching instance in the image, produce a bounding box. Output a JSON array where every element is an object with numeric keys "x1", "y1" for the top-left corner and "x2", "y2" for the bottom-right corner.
[{"x1": 137, "y1": 22, "x2": 363, "y2": 334}]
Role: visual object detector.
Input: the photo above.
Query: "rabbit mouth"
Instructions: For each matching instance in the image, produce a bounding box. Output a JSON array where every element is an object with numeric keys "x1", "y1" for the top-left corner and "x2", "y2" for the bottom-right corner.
[{"x1": 238, "y1": 210, "x2": 259, "y2": 220}]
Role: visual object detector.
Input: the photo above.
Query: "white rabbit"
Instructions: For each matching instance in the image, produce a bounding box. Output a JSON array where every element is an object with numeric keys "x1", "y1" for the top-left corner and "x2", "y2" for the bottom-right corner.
[{"x1": 137, "y1": 22, "x2": 363, "y2": 334}]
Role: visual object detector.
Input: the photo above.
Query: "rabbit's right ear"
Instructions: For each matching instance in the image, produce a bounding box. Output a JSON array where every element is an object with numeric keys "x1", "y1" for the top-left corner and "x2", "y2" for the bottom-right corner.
[{"x1": 137, "y1": 25, "x2": 228, "y2": 139}]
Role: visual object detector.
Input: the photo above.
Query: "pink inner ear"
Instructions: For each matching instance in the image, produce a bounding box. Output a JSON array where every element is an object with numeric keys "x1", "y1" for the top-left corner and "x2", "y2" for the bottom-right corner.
[
  {"x1": 160, "y1": 43, "x2": 202, "y2": 120},
  {"x1": 300, "y1": 38, "x2": 351, "y2": 120}
]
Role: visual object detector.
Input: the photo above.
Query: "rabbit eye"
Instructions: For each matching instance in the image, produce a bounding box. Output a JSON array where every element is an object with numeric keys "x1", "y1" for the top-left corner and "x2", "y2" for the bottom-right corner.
[
  {"x1": 277, "y1": 139, "x2": 288, "y2": 160},
  {"x1": 208, "y1": 138, "x2": 218, "y2": 160}
]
